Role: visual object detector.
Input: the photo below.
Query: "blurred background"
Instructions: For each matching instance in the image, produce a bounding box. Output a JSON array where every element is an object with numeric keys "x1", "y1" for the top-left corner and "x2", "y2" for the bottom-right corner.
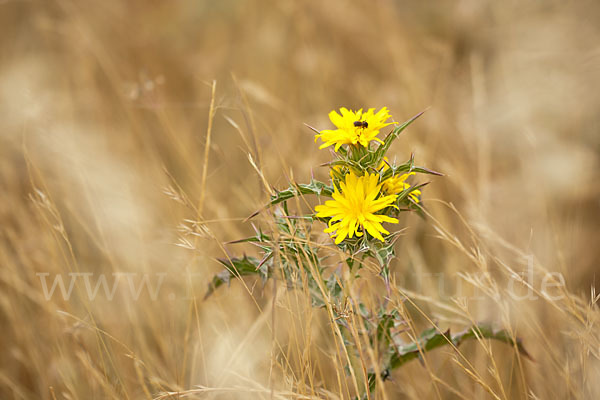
[{"x1": 1, "y1": 0, "x2": 600, "y2": 398}]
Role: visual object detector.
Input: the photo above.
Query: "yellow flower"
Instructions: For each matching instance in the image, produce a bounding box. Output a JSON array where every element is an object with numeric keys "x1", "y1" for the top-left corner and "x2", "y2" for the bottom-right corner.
[
  {"x1": 380, "y1": 159, "x2": 421, "y2": 203},
  {"x1": 315, "y1": 171, "x2": 398, "y2": 244},
  {"x1": 382, "y1": 173, "x2": 421, "y2": 203},
  {"x1": 315, "y1": 107, "x2": 393, "y2": 151}
]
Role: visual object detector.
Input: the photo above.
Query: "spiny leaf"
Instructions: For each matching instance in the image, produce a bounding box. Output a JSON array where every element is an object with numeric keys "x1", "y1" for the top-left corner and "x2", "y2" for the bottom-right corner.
[
  {"x1": 372, "y1": 110, "x2": 427, "y2": 165},
  {"x1": 394, "y1": 164, "x2": 443, "y2": 176},
  {"x1": 204, "y1": 270, "x2": 234, "y2": 300},
  {"x1": 270, "y1": 180, "x2": 333, "y2": 206},
  {"x1": 451, "y1": 325, "x2": 532, "y2": 360},
  {"x1": 311, "y1": 272, "x2": 344, "y2": 308},
  {"x1": 389, "y1": 324, "x2": 531, "y2": 370},
  {"x1": 323, "y1": 159, "x2": 363, "y2": 171},
  {"x1": 396, "y1": 181, "x2": 430, "y2": 204},
  {"x1": 226, "y1": 231, "x2": 271, "y2": 245},
  {"x1": 366, "y1": 324, "x2": 531, "y2": 395},
  {"x1": 374, "y1": 310, "x2": 399, "y2": 348},
  {"x1": 204, "y1": 256, "x2": 268, "y2": 299}
]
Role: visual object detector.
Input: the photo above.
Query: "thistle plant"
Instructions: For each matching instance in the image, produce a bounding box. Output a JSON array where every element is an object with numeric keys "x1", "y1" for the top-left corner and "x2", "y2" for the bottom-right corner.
[{"x1": 207, "y1": 107, "x2": 529, "y2": 398}]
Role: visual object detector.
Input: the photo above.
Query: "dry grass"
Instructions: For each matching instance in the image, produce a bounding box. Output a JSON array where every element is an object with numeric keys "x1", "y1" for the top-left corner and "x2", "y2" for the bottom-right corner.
[{"x1": 1, "y1": 0, "x2": 600, "y2": 399}]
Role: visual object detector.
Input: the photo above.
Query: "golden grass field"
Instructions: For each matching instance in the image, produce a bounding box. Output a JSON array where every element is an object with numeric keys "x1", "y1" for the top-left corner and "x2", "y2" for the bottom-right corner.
[{"x1": 2, "y1": 0, "x2": 600, "y2": 399}]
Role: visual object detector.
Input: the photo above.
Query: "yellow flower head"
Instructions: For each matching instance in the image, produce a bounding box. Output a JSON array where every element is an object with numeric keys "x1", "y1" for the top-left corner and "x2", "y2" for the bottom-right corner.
[
  {"x1": 315, "y1": 171, "x2": 398, "y2": 244},
  {"x1": 380, "y1": 159, "x2": 421, "y2": 203},
  {"x1": 315, "y1": 107, "x2": 394, "y2": 151}
]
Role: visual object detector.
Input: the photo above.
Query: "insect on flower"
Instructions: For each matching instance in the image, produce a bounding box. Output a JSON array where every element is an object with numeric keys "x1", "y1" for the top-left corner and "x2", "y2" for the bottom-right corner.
[{"x1": 315, "y1": 107, "x2": 393, "y2": 151}]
